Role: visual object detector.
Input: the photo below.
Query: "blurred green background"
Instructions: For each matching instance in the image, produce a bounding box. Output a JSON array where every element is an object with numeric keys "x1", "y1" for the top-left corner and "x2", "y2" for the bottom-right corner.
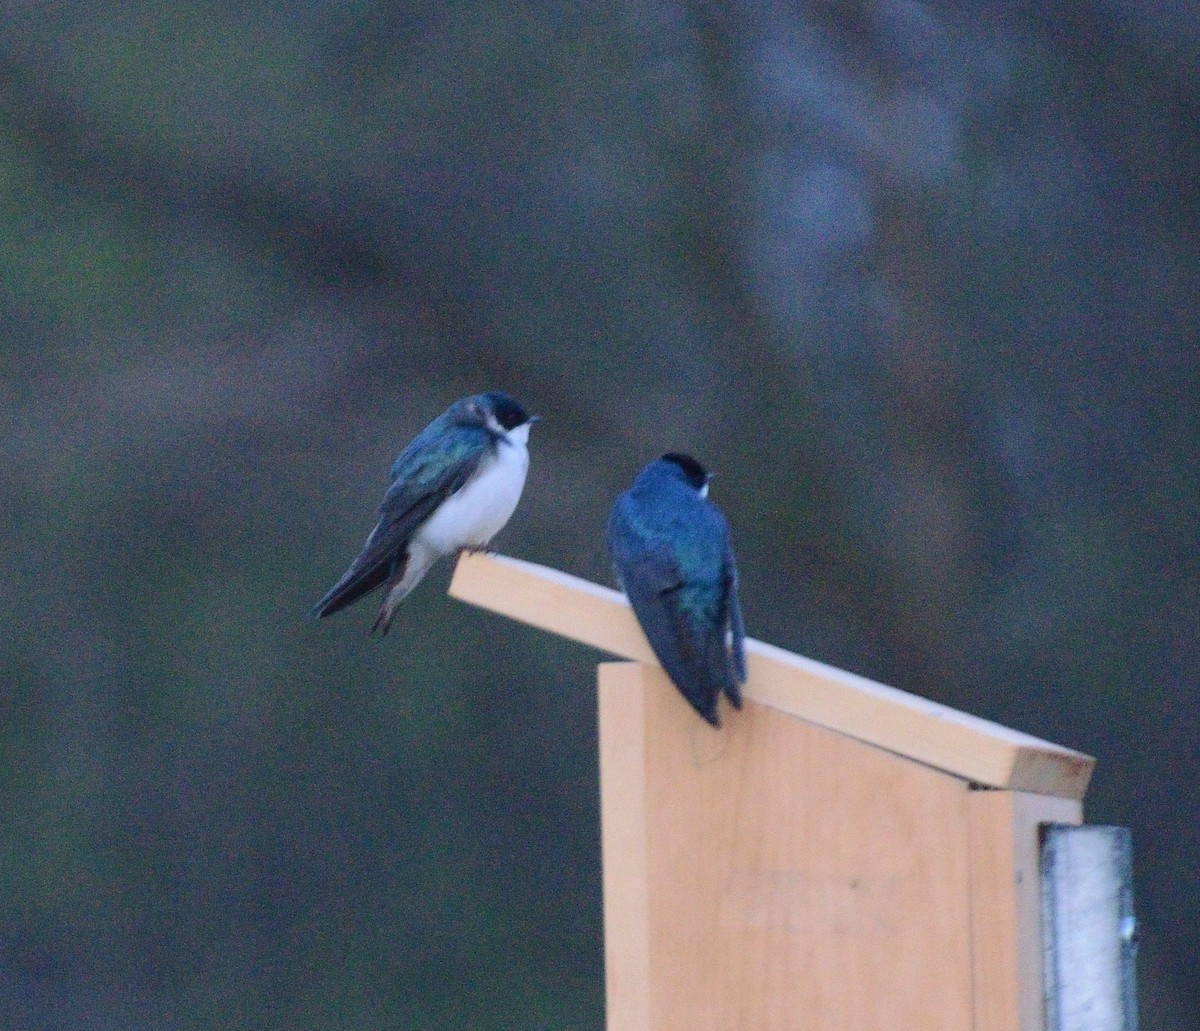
[{"x1": 2, "y1": 2, "x2": 1197, "y2": 1028}]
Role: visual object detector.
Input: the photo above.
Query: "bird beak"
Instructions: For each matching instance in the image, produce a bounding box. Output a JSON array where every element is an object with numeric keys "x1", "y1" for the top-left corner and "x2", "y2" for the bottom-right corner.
[{"x1": 528, "y1": 414, "x2": 543, "y2": 424}]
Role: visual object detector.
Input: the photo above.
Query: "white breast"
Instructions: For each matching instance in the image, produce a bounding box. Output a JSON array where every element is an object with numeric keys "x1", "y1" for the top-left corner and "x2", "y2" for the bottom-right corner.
[{"x1": 414, "y1": 422, "x2": 531, "y2": 557}]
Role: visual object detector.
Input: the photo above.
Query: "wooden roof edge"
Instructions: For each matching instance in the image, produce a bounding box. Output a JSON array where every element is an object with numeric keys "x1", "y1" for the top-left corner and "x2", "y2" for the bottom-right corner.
[{"x1": 448, "y1": 552, "x2": 1095, "y2": 801}]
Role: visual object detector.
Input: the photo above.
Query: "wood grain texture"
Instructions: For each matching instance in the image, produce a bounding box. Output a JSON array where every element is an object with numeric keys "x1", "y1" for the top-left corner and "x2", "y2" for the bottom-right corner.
[
  {"x1": 598, "y1": 661, "x2": 979, "y2": 1031},
  {"x1": 598, "y1": 664, "x2": 651, "y2": 1031},
  {"x1": 450, "y1": 552, "x2": 1094, "y2": 798},
  {"x1": 967, "y1": 790, "x2": 1083, "y2": 1031}
]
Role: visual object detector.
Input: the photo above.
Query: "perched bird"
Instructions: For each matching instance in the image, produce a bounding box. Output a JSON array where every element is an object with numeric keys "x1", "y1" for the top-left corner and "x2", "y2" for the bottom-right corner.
[
  {"x1": 311, "y1": 391, "x2": 539, "y2": 634},
  {"x1": 606, "y1": 453, "x2": 747, "y2": 726}
]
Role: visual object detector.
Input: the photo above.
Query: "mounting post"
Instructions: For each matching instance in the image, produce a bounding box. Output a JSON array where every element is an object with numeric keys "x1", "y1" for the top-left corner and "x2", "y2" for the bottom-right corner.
[{"x1": 1041, "y1": 825, "x2": 1137, "y2": 1031}]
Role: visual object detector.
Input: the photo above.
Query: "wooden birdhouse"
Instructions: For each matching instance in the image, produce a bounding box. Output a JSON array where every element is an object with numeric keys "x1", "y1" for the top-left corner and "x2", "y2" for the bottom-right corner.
[{"x1": 449, "y1": 553, "x2": 1099, "y2": 1031}]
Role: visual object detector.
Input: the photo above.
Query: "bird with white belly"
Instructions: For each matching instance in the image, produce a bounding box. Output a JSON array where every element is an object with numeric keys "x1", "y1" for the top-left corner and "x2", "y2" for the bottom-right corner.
[{"x1": 310, "y1": 391, "x2": 539, "y2": 634}]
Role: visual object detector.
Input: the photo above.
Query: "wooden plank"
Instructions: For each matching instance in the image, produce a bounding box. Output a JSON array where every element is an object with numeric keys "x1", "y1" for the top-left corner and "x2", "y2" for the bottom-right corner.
[
  {"x1": 597, "y1": 661, "x2": 977, "y2": 1030},
  {"x1": 967, "y1": 791, "x2": 1083, "y2": 1031},
  {"x1": 450, "y1": 551, "x2": 656, "y2": 664},
  {"x1": 450, "y1": 552, "x2": 1094, "y2": 799},
  {"x1": 1041, "y1": 826, "x2": 1138, "y2": 1031},
  {"x1": 598, "y1": 663, "x2": 652, "y2": 1031}
]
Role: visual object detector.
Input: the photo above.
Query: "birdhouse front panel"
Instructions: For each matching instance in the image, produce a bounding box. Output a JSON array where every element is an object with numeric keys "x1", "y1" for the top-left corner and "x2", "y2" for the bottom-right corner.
[{"x1": 599, "y1": 662, "x2": 1081, "y2": 1031}]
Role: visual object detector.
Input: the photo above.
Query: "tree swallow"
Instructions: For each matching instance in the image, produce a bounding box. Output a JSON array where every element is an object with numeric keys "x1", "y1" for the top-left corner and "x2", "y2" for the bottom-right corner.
[
  {"x1": 311, "y1": 391, "x2": 539, "y2": 634},
  {"x1": 606, "y1": 453, "x2": 747, "y2": 727}
]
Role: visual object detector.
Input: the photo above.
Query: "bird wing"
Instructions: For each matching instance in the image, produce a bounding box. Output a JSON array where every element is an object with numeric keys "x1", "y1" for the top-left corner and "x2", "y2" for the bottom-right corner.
[
  {"x1": 310, "y1": 425, "x2": 492, "y2": 618},
  {"x1": 608, "y1": 504, "x2": 728, "y2": 725},
  {"x1": 722, "y1": 534, "x2": 747, "y2": 705}
]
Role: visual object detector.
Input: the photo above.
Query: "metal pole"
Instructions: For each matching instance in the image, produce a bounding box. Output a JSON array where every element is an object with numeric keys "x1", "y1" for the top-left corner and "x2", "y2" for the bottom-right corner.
[{"x1": 1041, "y1": 825, "x2": 1137, "y2": 1031}]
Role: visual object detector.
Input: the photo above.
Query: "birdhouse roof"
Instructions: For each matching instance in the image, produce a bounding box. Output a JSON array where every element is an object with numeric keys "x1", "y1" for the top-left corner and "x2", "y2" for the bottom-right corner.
[{"x1": 449, "y1": 553, "x2": 1093, "y2": 800}]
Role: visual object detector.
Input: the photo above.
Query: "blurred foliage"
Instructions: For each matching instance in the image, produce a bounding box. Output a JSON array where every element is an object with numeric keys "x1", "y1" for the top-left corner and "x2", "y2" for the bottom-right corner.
[{"x1": 1, "y1": 1, "x2": 1197, "y2": 1027}]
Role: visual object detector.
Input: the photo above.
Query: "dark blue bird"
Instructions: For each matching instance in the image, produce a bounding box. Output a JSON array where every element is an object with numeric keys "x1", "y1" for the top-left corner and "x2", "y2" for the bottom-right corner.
[
  {"x1": 310, "y1": 391, "x2": 539, "y2": 634},
  {"x1": 606, "y1": 453, "x2": 747, "y2": 727}
]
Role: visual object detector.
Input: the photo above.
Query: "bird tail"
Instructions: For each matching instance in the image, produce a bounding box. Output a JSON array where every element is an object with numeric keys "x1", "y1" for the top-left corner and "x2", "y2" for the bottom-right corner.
[{"x1": 309, "y1": 557, "x2": 399, "y2": 621}]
